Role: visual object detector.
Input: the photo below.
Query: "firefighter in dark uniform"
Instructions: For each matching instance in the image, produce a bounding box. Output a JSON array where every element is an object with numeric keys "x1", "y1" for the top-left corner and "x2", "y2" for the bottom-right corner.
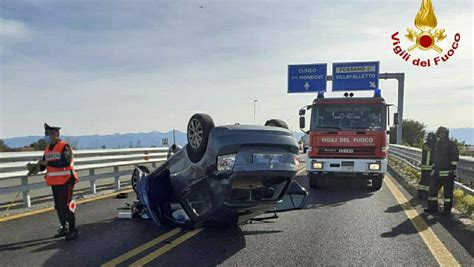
[
  {"x1": 27, "y1": 124, "x2": 79, "y2": 240},
  {"x1": 418, "y1": 132, "x2": 436, "y2": 199},
  {"x1": 424, "y1": 126, "x2": 459, "y2": 215}
]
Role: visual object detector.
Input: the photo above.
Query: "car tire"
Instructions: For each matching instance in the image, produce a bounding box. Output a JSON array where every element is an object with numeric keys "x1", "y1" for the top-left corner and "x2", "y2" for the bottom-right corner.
[
  {"x1": 131, "y1": 165, "x2": 150, "y2": 194},
  {"x1": 264, "y1": 119, "x2": 289, "y2": 129},
  {"x1": 186, "y1": 113, "x2": 215, "y2": 163},
  {"x1": 308, "y1": 173, "x2": 321, "y2": 188},
  {"x1": 371, "y1": 176, "x2": 383, "y2": 191}
]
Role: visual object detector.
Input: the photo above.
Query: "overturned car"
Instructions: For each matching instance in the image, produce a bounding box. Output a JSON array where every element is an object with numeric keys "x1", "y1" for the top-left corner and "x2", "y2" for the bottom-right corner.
[{"x1": 131, "y1": 114, "x2": 308, "y2": 226}]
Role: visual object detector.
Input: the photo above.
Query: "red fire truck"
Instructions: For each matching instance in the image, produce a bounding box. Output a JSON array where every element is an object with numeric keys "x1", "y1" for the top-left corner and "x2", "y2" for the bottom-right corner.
[{"x1": 299, "y1": 90, "x2": 392, "y2": 190}]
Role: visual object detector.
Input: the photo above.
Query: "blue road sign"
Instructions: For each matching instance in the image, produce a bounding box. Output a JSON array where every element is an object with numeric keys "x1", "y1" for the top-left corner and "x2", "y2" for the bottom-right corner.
[
  {"x1": 288, "y1": 64, "x2": 327, "y2": 93},
  {"x1": 332, "y1": 61, "x2": 379, "y2": 91}
]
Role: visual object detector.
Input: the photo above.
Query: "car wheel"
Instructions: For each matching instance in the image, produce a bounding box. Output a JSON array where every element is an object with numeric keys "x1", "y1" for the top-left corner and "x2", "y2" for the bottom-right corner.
[
  {"x1": 264, "y1": 119, "x2": 289, "y2": 129},
  {"x1": 131, "y1": 166, "x2": 150, "y2": 194},
  {"x1": 186, "y1": 113, "x2": 215, "y2": 163},
  {"x1": 371, "y1": 176, "x2": 383, "y2": 191},
  {"x1": 308, "y1": 173, "x2": 321, "y2": 188}
]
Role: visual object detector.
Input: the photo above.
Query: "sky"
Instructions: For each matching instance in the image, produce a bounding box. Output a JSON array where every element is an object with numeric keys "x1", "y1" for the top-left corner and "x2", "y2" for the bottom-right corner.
[{"x1": 0, "y1": 0, "x2": 472, "y2": 138}]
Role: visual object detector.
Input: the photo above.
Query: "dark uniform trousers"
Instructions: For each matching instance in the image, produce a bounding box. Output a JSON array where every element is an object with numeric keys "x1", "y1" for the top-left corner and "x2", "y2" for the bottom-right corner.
[
  {"x1": 427, "y1": 170, "x2": 456, "y2": 212},
  {"x1": 418, "y1": 169, "x2": 432, "y2": 196},
  {"x1": 428, "y1": 138, "x2": 459, "y2": 213},
  {"x1": 51, "y1": 176, "x2": 76, "y2": 230},
  {"x1": 418, "y1": 144, "x2": 434, "y2": 196}
]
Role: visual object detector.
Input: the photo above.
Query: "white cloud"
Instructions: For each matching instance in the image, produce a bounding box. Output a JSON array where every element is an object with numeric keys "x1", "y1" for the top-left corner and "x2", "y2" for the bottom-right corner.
[{"x1": 0, "y1": 17, "x2": 31, "y2": 42}]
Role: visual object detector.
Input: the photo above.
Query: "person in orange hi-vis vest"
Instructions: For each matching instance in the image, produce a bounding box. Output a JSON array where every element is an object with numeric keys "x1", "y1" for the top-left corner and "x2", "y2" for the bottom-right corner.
[{"x1": 38, "y1": 123, "x2": 79, "y2": 240}]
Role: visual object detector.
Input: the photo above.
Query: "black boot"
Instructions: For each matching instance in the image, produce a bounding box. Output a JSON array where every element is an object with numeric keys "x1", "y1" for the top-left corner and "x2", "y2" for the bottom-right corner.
[
  {"x1": 65, "y1": 228, "x2": 78, "y2": 241},
  {"x1": 65, "y1": 211, "x2": 78, "y2": 241},
  {"x1": 54, "y1": 225, "x2": 68, "y2": 238},
  {"x1": 441, "y1": 207, "x2": 452, "y2": 216}
]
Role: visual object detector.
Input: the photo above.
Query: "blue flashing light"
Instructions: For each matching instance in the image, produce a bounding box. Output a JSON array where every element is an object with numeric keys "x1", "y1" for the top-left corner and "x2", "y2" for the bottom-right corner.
[
  {"x1": 317, "y1": 91, "x2": 325, "y2": 99},
  {"x1": 374, "y1": 88, "x2": 382, "y2": 98}
]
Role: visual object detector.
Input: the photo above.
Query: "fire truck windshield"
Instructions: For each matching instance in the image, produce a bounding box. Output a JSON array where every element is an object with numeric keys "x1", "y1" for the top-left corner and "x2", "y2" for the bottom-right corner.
[{"x1": 311, "y1": 104, "x2": 386, "y2": 131}]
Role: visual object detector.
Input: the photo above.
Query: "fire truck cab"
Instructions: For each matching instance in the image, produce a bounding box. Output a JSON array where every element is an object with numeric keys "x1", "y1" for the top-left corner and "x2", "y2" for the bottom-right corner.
[{"x1": 299, "y1": 90, "x2": 389, "y2": 190}]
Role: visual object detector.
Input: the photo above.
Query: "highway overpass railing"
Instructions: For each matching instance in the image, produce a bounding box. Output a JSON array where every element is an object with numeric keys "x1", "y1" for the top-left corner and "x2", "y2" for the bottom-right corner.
[
  {"x1": 388, "y1": 144, "x2": 474, "y2": 195},
  {"x1": 0, "y1": 147, "x2": 169, "y2": 208}
]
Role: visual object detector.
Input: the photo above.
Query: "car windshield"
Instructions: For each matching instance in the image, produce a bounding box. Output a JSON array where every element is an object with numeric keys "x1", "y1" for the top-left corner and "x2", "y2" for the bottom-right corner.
[{"x1": 311, "y1": 104, "x2": 386, "y2": 131}]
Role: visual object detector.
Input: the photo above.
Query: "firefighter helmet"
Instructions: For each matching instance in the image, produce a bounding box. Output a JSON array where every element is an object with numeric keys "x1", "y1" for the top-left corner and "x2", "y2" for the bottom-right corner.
[{"x1": 436, "y1": 126, "x2": 449, "y2": 138}]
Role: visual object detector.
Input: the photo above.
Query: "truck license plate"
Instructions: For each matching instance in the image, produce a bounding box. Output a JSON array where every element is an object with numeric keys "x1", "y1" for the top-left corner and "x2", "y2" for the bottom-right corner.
[{"x1": 342, "y1": 166, "x2": 354, "y2": 171}]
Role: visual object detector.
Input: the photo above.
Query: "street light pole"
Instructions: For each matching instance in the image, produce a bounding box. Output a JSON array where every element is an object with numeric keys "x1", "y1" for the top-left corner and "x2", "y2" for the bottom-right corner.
[
  {"x1": 253, "y1": 99, "x2": 258, "y2": 124},
  {"x1": 173, "y1": 129, "x2": 176, "y2": 145}
]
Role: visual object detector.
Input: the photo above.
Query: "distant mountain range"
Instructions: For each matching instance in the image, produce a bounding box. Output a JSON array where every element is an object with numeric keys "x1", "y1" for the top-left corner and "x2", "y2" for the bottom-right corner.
[
  {"x1": 444, "y1": 128, "x2": 473, "y2": 145},
  {"x1": 3, "y1": 131, "x2": 188, "y2": 149},
  {"x1": 2, "y1": 128, "x2": 472, "y2": 150}
]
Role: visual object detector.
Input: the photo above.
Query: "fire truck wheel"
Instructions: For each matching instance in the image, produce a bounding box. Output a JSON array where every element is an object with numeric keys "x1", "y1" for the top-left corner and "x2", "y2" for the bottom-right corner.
[
  {"x1": 371, "y1": 176, "x2": 383, "y2": 191},
  {"x1": 308, "y1": 173, "x2": 322, "y2": 188}
]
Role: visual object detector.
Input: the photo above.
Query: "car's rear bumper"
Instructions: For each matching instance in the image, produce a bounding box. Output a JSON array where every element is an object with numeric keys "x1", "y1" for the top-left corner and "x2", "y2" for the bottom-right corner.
[{"x1": 215, "y1": 170, "x2": 295, "y2": 210}]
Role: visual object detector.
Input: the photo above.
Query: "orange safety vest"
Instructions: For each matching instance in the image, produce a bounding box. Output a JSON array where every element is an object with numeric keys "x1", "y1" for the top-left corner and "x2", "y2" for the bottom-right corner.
[{"x1": 44, "y1": 140, "x2": 78, "y2": 186}]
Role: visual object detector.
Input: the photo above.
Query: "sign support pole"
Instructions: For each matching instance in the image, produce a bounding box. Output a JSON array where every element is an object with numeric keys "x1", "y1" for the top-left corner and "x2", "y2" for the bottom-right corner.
[{"x1": 327, "y1": 72, "x2": 405, "y2": 144}]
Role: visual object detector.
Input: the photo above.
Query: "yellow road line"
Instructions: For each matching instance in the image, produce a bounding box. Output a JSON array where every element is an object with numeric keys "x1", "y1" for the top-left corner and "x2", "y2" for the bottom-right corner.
[
  {"x1": 384, "y1": 176, "x2": 460, "y2": 267},
  {"x1": 129, "y1": 228, "x2": 204, "y2": 267},
  {"x1": 0, "y1": 206, "x2": 55, "y2": 223},
  {"x1": 101, "y1": 228, "x2": 181, "y2": 267},
  {"x1": 296, "y1": 169, "x2": 305, "y2": 176},
  {"x1": 0, "y1": 189, "x2": 133, "y2": 223}
]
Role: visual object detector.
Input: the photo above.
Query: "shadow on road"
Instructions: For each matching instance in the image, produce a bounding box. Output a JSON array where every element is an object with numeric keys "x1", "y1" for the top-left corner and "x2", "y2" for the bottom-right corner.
[
  {"x1": 0, "y1": 237, "x2": 58, "y2": 252},
  {"x1": 36, "y1": 217, "x2": 171, "y2": 266},
  {"x1": 384, "y1": 197, "x2": 424, "y2": 213},
  {"x1": 242, "y1": 230, "x2": 283, "y2": 235},
  {"x1": 380, "y1": 215, "x2": 438, "y2": 238},
  {"x1": 23, "y1": 214, "x2": 247, "y2": 266},
  {"x1": 296, "y1": 175, "x2": 374, "y2": 209},
  {"x1": 384, "y1": 169, "x2": 474, "y2": 257},
  {"x1": 153, "y1": 225, "x2": 246, "y2": 266},
  {"x1": 31, "y1": 218, "x2": 120, "y2": 253}
]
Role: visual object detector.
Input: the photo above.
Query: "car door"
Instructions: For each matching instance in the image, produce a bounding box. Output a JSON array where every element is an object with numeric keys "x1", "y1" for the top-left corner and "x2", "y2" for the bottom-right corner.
[
  {"x1": 179, "y1": 177, "x2": 214, "y2": 223},
  {"x1": 136, "y1": 164, "x2": 171, "y2": 227}
]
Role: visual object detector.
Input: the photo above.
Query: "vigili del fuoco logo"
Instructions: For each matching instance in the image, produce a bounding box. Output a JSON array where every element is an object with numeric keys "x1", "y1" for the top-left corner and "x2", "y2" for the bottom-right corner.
[{"x1": 391, "y1": 0, "x2": 461, "y2": 67}]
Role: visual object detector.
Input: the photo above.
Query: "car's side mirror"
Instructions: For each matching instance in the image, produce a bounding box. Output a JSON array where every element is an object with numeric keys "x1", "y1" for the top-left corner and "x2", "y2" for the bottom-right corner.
[
  {"x1": 299, "y1": 116, "x2": 306, "y2": 129},
  {"x1": 386, "y1": 130, "x2": 391, "y2": 135},
  {"x1": 273, "y1": 181, "x2": 308, "y2": 212},
  {"x1": 299, "y1": 109, "x2": 306, "y2": 116},
  {"x1": 393, "y1": 113, "x2": 399, "y2": 125}
]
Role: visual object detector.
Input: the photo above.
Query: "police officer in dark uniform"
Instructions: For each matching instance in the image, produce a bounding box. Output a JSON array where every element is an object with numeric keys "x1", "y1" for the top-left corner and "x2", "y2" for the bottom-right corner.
[
  {"x1": 27, "y1": 124, "x2": 79, "y2": 240},
  {"x1": 425, "y1": 127, "x2": 459, "y2": 215},
  {"x1": 418, "y1": 132, "x2": 436, "y2": 199}
]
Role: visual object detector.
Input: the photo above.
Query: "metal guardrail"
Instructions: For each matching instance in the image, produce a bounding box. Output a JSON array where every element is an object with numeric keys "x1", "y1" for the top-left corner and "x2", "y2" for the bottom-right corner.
[
  {"x1": 388, "y1": 144, "x2": 474, "y2": 194},
  {"x1": 0, "y1": 147, "x2": 169, "y2": 208}
]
